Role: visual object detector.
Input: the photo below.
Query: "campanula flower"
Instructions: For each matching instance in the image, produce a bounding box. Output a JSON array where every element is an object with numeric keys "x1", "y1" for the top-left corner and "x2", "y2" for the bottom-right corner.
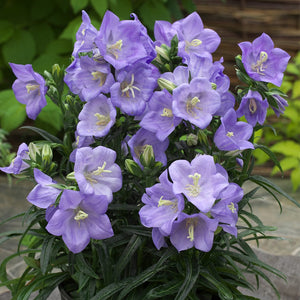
[
  {"x1": 239, "y1": 33, "x2": 290, "y2": 86},
  {"x1": 0, "y1": 143, "x2": 30, "y2": 174},
  {"x1": 128, "y1": 128, "x2": 169, "y2": 167},
  {"x1": 110, "y1": 62, "x2": 158, "y2": 116},
  {"x1": 77, "y1": 94, "x2": 116, "y2": 138},
  {"x1": 169, "y1": 155, "x2": 228, "y2": 213},
  {"x1": 27, "y1": 169, "x2": 60, "y2": 209},
  {"x1": 170, "y1": 212, "x2": 219, "y2": 252},
  {"x1": 139, "y1": 170, "x2": 184, "y2": 236},
  {"x1": 271, "y1": 94, "x2": 288, "y2": 117},
  {"x1": 214, "y1": 108, "x2": 254, "y2": 151},
  {"x1": 9, "y1": 63, "x2": 47, "y2": 120},
  {"x1": 46, "y1": 190, "x2": 113, "y2": 253},
  {"x1": 172, "y1": 77, "x2": 220, "y2": 129},
  {"x1": 74, "y1": 146, "x2": 122, "y2": 201},
  {"x1": 140, "y1": 90, "x2": 181, "y2": 141},
  {"x1": 236, "y1": 90, "x2": 269, "y2": 126}
]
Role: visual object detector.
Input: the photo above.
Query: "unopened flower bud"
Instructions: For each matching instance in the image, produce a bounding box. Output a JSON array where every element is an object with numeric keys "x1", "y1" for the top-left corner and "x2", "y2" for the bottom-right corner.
[
  {"x1": 52, "y1": 64, "x2": 61, "y2": 77},
  {"x1": 125, "y1": 159, "x2": 143, "y2": 177},
  {"x1": 42, "y1": 144, "x2": 53, "y2": 164},
  {"x1": 157, "y1": 78, "x2": 177, "y2": 93},
  {"x1": 66, "y1": 171, "x2": 76, "y2": 181},
  {"x1": 28, "y1": 143, "x2": 40, "y2": 161},
  {"x1": 155, "y1": 45, "x2": 170, "y2": 62},
  {"x1": 140, "y1": 145, "x2": 155, "y2": 168},
  {"x1": 187, "y1": 133, "x2": 198, "y2": 146},
  {"x1": 198, "y1": 130, "x2": 209, "y2": 146}
]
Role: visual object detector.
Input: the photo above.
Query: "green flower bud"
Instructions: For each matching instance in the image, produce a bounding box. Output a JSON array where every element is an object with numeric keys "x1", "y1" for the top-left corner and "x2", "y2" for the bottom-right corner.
[
  {"x1": 28, "y1": 143, "x2": 40, "y2": 162},
  {"x1": 125, "y1": 159, "x2": 143, "y2": 177},
  {"x1": 155, "y1": 45, "x2": 170, "y2": 62},
  {"x1": 41, "y1": 144, "x2": 53, "y2": 165},
  {"x1": 66, "y1": 171, "x2": 76, "y2": 181},
  {"x1": 157, "y1": 78, "x2": 177, "y2": 93},
  {"x1": 198, "y1": 130, "x2": 209, "y2": 146},
  {"x1": 140, "y1": 145, "x2": 155, "y2": 168},
  {"x1": 52, "y1": 64, "x2": 61, "y2": 77}
]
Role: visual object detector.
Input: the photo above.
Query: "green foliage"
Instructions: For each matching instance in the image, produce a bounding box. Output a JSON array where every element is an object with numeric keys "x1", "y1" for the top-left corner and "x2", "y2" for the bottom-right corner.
[{"x1": 253, "y1": 52, "x2": 300, "y2": 191}]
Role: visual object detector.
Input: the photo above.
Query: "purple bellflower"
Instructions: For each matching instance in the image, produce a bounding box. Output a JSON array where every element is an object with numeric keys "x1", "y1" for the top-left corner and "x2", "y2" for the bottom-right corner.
[
  {"x1": 9, "y1": 63, "x2": 47, "y2": 120},
  {"x1": 128, "y1": 128, "x2": 169, "y2": 167},
  {"x1": 110, "y1": 62, "x2": 158, "y2": 116},
  {"x1": 69, "y1": 131, "x2": 94, "y2": 163},
  {"x1": 0, "y1": 143, "x2": 30, "y2": 174},
  {"x1": 211, "y1": 183, "x2": 243, "y2": 237},
  {"x1": 27, "y1": 169, "x2": 61, "y2": 209},
  {"x1": 173, "y1": 12, "x2": 220, "y2": 62},
  {"x1": 271, "y1": 94, "x2": 288, "y2": 117},
  {"x1": 74, "y1": 146, "x2": 122, "y2": 201},
  {"x1": 46, "y1": 190, "x2": 113, "y2": 253},
  {"x1": 239, "y1": 33, "x2": 290, "y2": 86},
  {"x1": 159, "y1": 66, "x2": 189, "y2": 87},
  {"x1": 72, "y1": 10, "x2": 98, "y2": 57},
  {"x1": 154, "y1": 20, "x2": 178, "y2": 47},
  {"x1": 77, "y1": 94, "x2": 116, "y2": 138},
  {"x1": 172, "y1": 78, "x2": 220, "y2": 129},
  {"x1": 95, "y1": 10, "x2": 155, "y2": 70},
  {"x1": 170, "y1": 212, "x2": 219, "y2": 252},
  {"x1": 140, "y1": 90, "x2": 181, "y2": 141},
  {"x1": 66, "y1": 56, "x2": 115, "y2": 102},
  {"x1": 214, "y1": 108, "x2": 254, "y2": 151},
  {"x1": 139, "y1": 170, "x2": 184, "y2": 236},
  {"x1": 169, "y1": 155, "x2": 229, "y2": 213},
  {"x1": 236, "y1": 90, "x2": 269, "y2": 126}
]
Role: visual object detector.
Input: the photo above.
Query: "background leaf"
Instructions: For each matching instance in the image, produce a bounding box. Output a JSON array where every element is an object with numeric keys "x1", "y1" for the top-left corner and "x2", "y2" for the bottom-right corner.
[
  {"x1": 91, "y1": 0, "x2": 108, "y2": 18},
  {"x1": 70, "y1": 0, "x2": 89, "y2": 14}
]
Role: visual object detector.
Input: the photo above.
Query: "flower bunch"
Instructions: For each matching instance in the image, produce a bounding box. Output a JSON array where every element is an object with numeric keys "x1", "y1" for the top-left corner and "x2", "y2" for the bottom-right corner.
[{"x1": 1, "y1": 10, "x2": 297, "y2": 300}]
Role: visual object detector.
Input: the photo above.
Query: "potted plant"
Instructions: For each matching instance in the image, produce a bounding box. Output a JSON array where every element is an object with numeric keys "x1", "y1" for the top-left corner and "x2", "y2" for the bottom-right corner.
[{"x1": 0, "y1": 10, "x2": 298, "y2": 300}]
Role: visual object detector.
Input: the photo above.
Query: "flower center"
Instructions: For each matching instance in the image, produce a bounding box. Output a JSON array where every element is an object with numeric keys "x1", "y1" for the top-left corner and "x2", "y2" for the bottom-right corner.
[
  {"x1": 161, "y1": 108, "x2": 173, "y2": 117},
  {"x1": 74, "y1": 209, "x2": 88, "y2": 221},
  {"x1": 134, "y1": 144, "x2": 148, "y2": 158},
  {"x1": 249, "y1": 98, "x2": 257, "y2": 113},
  {"x1": 228, "y1": 202, "x2": 236, "y2": 213},
  {"x1": 185, "y1": 39, "x2": 202, "y2": 52},
  {"x1": 94, "y1": 113, "x2": 110, "y2": 127},
  {"x1": 185, "y1": 172, "x2": 201, "y2": 197},
  {"x1": 121, "y1": 74, "x2": 141, "y2": 98},
  {"x1": 157, "y1": 196, "x2": 178, "y2": 212},
  {"x1": 186, "y1": 96, "x2": 201, "y2": 117},
  {"x1": 226, "y1": 131, "x2": 234, "y2": 137},
  {"x1": 91, "y1": 71, "x2": 107, "y2": 87},
  {"x1": 107, "y1": 39, "x2": 123, "y2": 59},
  {"x1": 85, "y1": 162, "x2": 112, "y2": 184},
  {"x1": 251, "y1": 51, "x2": 268, "y2": 75},
  {"x1": 26, "y1": 84, "x2": 40, "y2": 94},
  {"x1": 186, "y1": 218, "x2": 198, "y2": 242}
]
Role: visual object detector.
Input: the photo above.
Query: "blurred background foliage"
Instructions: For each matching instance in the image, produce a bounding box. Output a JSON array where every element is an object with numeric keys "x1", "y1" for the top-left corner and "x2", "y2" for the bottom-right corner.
[{"x1": 0, "y1": 0, "x2": 299, "y2": 191}]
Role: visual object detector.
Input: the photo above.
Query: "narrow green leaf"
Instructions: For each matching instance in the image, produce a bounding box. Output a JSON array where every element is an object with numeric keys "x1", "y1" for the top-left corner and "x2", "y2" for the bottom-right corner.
[
  {"x1": 238, "y1": 187, "x2": 260, "y2": 210},
  {"x1": 40, "y1": 236, "x2": 56, "y2": 274},
  {"x1": 74, "y1": 253, "x2": 99, "y2": 279},
  {"x1": 175, "y1": 255, "x2": 200, "y2": 300},
  {"x1": 145, "y1": 280, "x2": 181, "y2": 298},
  {"x1": 250, "y1": 175, "x2": 300, "y2": 207},
  {"x1": 20, "y1": 126, "x2": 63, "y2": 144},
  {"x1": 115, "y1": 235, "x2": 142, "y2": 280}
]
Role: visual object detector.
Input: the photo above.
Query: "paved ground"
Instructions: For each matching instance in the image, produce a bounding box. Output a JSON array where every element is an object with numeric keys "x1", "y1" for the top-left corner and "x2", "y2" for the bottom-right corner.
[{"x1": 0, "y1": 176, "x2": 299, "y2": 299}]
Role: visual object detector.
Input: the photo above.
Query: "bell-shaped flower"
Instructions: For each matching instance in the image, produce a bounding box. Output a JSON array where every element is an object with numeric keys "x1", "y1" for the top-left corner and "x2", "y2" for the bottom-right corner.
[
  {"x1": 169, "y1": 155, "x2": 229, "y2": 213},
  {"x1": 9, "y1": 63, "x2": 47, "y2": 120},
  {"x1": 239, "y1": 33, "x2": 290, "y2": 86},
  {"x1": 140, "y1": 90, "x2": 181, "y2": 141},
  {"x1": 154, "y1": 20, "x2": 177, "y2": 47},
  {"x1": 72, "y1": 10, "x2": 98, "y2": 57},
  {"x1": 110, "y1": 62, "x2": 157, "y2": 116},
  {"x1": 74, "y1": 146, "x2": 122, "y2": 201},
  {"x1": 95, "y1": 10, "x2": 155, "y2": 69},
  {"x1": 139, "y1": 170, "x2": 184, "y2": 236},
  {"x1": 211, "y1": 183, "x2": 244, "y2": 237},
  {"x1": 170, "y1": 212, "x2": 219, "y2": 252},
  {"x1": 159, "y1": 65, "x2": 189, "y2": 89},
  {"x1": 69, "y1": 131, "x2": 94, "y2": 163},
  {"x1": 236, "y1": 90, "x2": 269, "y2": 126},
  {"x1": 46, "y1": 190, "x2": 113, "y2": 253},
  {"x1": 214, "y1": 108, "x2": 254, "y2": 151},
  {"x1": 0, "y1": 143, "x2": 30, "y2": 174},
  {"x1": 27, "y1": 169, "x2": 60, "y2": 209},
  {"x1": 128, "y1": 128, "x2": 169, "y2": 167},
  {"x1": 173, "y1": 12, "x2": 220, "y2": 62},
  {"x1": 172, "y1": 77, "x2": 220, "y2": 129},
  {"x1": 77, "y1": 94, "x2": 116, "y2": 138},
  {"x1": 270, "y1": 94, "x2": 288, "y2": 117}
]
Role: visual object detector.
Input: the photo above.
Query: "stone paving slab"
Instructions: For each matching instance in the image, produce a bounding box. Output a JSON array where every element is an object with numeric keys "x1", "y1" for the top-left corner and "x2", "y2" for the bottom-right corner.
[{"x1": 0, "y1": 176, "x2": 299, "y2": 299}]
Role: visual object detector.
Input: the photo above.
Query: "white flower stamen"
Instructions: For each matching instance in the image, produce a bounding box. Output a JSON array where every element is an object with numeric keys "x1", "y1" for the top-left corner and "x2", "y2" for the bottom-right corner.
[
  {"x1": 26, "y1": 84, "x2": 40, "y2": 94},
  {"x1": 185, "y1": 172, "x2": 201, "y2": 197},
  {"x1": 228, "y1": 202, "x2": 236, "y2": 213},
  {"x1": 91, "y1": 71, "x2": 107, "y2": 87},
  {"x1": 186, "y1": 96, "x2": 201, "y2": 117},
  {"x1": 161, "y1": 108, "x2": 173, "y2": 117},
  {"x1": 157, "y1": 196, "x2": 178, "y2": 212},
  {"x1": 249, "y1": 98, "x2": 257, "y2": 113},
  {"x1": 74, "y1": 209, "x2": 88, "y2": 221},
  {"x1": 251, "y1": 51, "x2": 268, "y2": 75},
  {"x1": 107, "y1": 39, "x2": 123, "y2": 59},
  {"x1": 94, "y1": 113, "x2": 110, "y2": 127},
  {"x1": 121, "y1": 74, "x2": 141, "y2": 98},
  {"x1": 226, "y1": 131, "x2": 234, "y2": 137},
  {"x1": 185, "y1": 39, "x2": 202, "y2": 52}
]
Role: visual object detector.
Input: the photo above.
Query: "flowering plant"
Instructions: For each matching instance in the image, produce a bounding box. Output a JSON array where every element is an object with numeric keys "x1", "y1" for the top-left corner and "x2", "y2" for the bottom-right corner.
[{"x1": 1, "y1": 10, "x2": 298, "y2": 300}]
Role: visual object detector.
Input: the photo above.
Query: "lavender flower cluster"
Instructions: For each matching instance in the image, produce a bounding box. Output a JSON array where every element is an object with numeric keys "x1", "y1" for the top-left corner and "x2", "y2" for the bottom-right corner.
[{"x1": 1, "y1": 11, "x2": 290, "y2": 254}]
